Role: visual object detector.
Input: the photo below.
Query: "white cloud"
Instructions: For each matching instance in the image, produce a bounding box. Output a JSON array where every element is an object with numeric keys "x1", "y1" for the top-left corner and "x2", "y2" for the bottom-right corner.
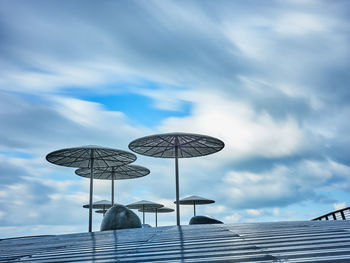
[
  {"x1": 221, "y1": 159, "x2": 350, "y2": 209},
  {"x1": 333, "y1": 202, "x2": 346, "y2": 211},
  {"x1": 273, "y1": 208, "x2": 280, "y2": 216},
  {"x1": 245, "y1": 209, "x2": 264, "y2": 217},
  {"x1": 224, "y1": 213, "x2": 241, "y2": 223},
  {"x1": 273, "y1": 13, "x2": 329, "y2": 35},
  {"x1": 159, "y1": 92, "x2": 305, "y2": 160}
]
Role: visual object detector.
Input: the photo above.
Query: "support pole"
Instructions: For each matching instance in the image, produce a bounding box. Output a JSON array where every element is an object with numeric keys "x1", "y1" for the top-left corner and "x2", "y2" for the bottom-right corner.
[
  {"x1": 175, "y1": 138, "x2": 180, "y2": 226},
  {"x1": 143, "y1": 204, "x2": 145, "y2": 224},
  {"x1": 194, "y1": 202, "x2": 196, "y2": 216},
  {"x1": 111, "y1": 168, "x2": 115, "y2": 206},
  {"x1": 155, "y1": 209, "x2": 158, "y2": 227},
  {"x1": 89, "y1": 150, "x2": 94, "y2": 232}
]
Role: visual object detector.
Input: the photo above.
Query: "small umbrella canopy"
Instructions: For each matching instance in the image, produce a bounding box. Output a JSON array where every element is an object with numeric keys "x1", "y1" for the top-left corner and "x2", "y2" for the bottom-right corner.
[
  {"x1": 129, "y1": 133, "x2": 224, "y2": 225},
  {"x1": 83, "y1": 200, "x2": 112, "y2": 209},
  {"x1": 138, "y1": 207, "x2": 174, "y2": 227},
  {"x1": 46, "y1": 145, "x2": 136, "y2": 232},
  {"x1": 127, "y1": 200, "x2": 163, "y2": 224},
  {"x1": 139, "y1": 207, "x2": 175, "y2": 213},
  {"x1": 76, "y1": 165, "x2": 150, "y2": 205},
  {"x1": 174, "y1": 195, "x2": 215, "y2": 216}
]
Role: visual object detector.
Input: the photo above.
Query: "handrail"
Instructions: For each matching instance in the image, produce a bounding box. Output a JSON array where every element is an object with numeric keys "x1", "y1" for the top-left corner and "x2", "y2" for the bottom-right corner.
[{"x1": 312, "y1": 206, "x2": 350, "y2": 221}]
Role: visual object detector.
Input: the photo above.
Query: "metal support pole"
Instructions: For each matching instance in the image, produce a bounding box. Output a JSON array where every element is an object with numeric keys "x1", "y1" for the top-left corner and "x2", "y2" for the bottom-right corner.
[
  {"x1": 155, "y1": 209, "x2": 158, "y2": 227},
  {"x1": 341, "y1": 210, "x2": 346, "y2": 220},
  {"x1": 143, "y1": 204, "x2": 145, "y2": 224},
  {"x1": 193, "y1": 202, "x2": 196, "y2": 216},
  {"x1": 175, "y1": 140, "x2": 180, "y2": 226},
  {"x1": 111, "y1": 168, "x2": 115, "y2": 206},
  {"x1": 89, "y1": 150, "x2": 94, "y2": 233}
]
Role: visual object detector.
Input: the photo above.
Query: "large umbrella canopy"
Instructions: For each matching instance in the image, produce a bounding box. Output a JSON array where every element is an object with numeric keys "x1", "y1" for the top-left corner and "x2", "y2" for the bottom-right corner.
[
  {"x1": 174, "y1": 195, "x2": 215, "y2": 216},
  {"x1": 46, "y1": 145, "x2": 136, "y2": 232},
  {"x1": 76, "y1": 164, "x2": 150, "y2": 205},
  {"x1": 46, "y1": 145, "x2": 136, "y2": 168},
  {"x1": 127, "y1": 200, "x2": 163, "y2": 224},
  {"x1": 138, "y1": 207, "x2": 174, "y2": 227},
  {"x1": 129, "y1": 133, "x2": 224, "y2": 225}
]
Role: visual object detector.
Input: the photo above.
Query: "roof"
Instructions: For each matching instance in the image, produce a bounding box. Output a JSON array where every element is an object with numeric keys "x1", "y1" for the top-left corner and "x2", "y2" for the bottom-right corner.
[{"x1": 1, "y1": 220, "x2": 350, "y2": 262}]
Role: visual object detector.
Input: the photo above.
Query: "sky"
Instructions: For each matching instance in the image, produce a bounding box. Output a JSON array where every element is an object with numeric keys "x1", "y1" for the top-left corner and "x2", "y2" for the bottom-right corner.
[{"x1": 1, "y1": 0, "x2": 350, "y2": 238}]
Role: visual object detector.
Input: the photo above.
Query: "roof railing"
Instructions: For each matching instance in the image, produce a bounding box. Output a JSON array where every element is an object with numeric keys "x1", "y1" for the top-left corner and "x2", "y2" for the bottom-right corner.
[{"x1": 312, "y1": 206, "x2": 350, "y2": 221}]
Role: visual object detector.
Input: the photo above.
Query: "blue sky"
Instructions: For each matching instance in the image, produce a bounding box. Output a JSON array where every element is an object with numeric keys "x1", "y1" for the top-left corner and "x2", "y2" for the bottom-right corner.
[{"x1": 1, "y1": 0, "x2": 350, "y2": 238}]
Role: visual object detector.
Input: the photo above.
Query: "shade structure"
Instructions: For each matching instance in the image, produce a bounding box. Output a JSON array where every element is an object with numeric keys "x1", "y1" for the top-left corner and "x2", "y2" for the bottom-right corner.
[
  {"x1": 126, "y1": 200, "x2": 163, "y2": 224},
  {"x1": 76, "y1": 164, "x2": 150, "y2": 206},
  {"x1": 129, "y1": 132, "x2": 224, "y2": 225},
  {"x1": 174, "y1": 195, "x2": 215, "y2": 216},
  {"x1": 46, "y1": 145, "x2": 136, "y2": 232},
  {"x1": 83, "y1": 200, "x2": 112, "y2": 209},
  {"x1": 138, "y1": 207, "x2": 174, "y2": 227}
]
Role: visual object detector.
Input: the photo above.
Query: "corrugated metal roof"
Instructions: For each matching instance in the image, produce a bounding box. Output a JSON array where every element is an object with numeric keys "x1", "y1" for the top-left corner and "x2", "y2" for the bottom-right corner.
[{"x1": 1, "y1": 221, "x2": 350, "y2": 262}]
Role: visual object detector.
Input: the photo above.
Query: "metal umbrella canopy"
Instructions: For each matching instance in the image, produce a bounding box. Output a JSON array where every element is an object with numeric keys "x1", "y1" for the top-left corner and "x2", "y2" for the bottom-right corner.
[
  {"x1": 83, "y1": 200, "x2": 112, "y2": 209},
  {"x1": 129, "y1": 132, "x2": 224, "y2": 225},
  {"x1": 126, "y1": 200, "x2": 163, "y2": 224},
  {"x1": 76, "y1": 164, "x2": 150, "y2": 206},
  {"x1": 138, "y1": 207, "x2": 174, "y2": 227},
  {"x1": 83, "y1": 200, "x2": 112, "y2": 217},
  {"x1": 46, "y1": 145, "x2": 136, "y2": 232},
  {"x1": 174, "y1": 195, "x2": 215, "y2": 216}
]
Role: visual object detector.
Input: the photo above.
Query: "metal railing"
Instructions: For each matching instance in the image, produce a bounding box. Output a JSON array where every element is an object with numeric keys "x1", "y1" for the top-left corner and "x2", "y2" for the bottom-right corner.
[{"x1": 312, "y1": 206, "x2": 350, "y2": 221}]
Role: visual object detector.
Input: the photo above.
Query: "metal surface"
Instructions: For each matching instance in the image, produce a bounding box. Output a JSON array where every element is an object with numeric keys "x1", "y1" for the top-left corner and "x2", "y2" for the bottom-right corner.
[
  {"x1": 312, "y1": 206, "x2": 350, "y2": 221},
  {"x1": 128, "y1": 132, "x2": 225, "y2": 159},
  {"x1": 46, "y1": 146, "x2": 136, "y2": 168},
  {"x1": 76, "y1": 165, "x2": 150, "y2": 205},
  {"x1": 174, "y1": 195, "x2": 215, "y2": 216},
  {"x1": 175, "y1": 143, "x2": 180, "y2": 226},
  {"x1": 138, "y1": 207, "x2": 174, "y2": 227},
  {"x1": 2, "y1": 221, "x2": 350, "y2": 262},
  {"x1": 127, "y1": 200, "x2": 163, "y2": 225},
  {"x1": 129, "y1": 133, "x2": 224, "y2": 225},
  {"x1": 46, "y1": 145, "x2": 136, "y2": 232}
]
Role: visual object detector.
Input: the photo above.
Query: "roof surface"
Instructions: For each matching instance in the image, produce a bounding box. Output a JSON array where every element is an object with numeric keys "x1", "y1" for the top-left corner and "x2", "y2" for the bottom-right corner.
[{"x1": 1, "y1": 221, "x2": 350, "y2": 262}]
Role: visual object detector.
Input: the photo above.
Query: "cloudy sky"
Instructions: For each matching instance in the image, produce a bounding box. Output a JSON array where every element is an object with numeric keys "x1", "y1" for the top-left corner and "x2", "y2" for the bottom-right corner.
[{"x1": 1, "y1": 0, "x2": 350, "y2": 238}]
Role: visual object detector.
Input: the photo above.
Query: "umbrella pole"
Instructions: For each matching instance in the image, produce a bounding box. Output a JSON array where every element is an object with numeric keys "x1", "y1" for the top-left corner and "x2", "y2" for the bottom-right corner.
[
  {"x1": 143, "y1": 204, "x2": 145, "y2": 224},
  {"x1": 89, "y1": 150, "x2": 94, "y2": 233},
  {"x1": 194, "y1": 202, "x2": 196, "y2": 216},
  {"x1": 111, "y1": 168, "x2": 115, "y2": 206},
  {"x1": 175, "y1": 143, "x2": 180, "y2": 226},
  {"x1": 155, "y1": 209, "x2": 158, "y2": 227}
]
